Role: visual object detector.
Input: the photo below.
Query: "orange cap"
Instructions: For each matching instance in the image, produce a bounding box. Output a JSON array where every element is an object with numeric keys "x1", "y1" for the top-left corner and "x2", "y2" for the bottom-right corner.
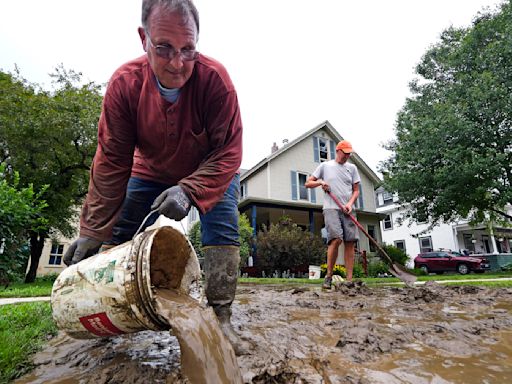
[{"x1": 336, "y1": 140, "x2": 353, "y2": 153}]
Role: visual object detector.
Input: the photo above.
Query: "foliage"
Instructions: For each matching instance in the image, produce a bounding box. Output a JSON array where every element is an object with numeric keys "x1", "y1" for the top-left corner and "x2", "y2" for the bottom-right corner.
[
  {"x1": 320, "y1": 264, "x2": 346, "y2": 278},
  {"x1": 367, "y1": 261, "x2": 389, "y2": 277},
  {"x1": 0, "y1": 163, "x2": 48, "y2": 284},
  {"x1": 0, "y1": 302, "x2": 58, "y2": 383},
  {"x1": 256, "y1": 216, "x2": 326, "y2": 273},
  {"x1": 0, "y1": 66, "x2": 103, "y2": 281},
  {"x1": 188, "y1": 213, "x2": 254, "y2": 265},
  {"x1": 380, "y1": 2, "x2": 512, "y2": 227},
  {"x1": 380, "y1": 244, "x2": 409, "y2": 266}
]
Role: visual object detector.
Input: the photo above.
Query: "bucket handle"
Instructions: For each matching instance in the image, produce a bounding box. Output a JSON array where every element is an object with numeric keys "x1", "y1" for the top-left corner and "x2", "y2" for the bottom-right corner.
[{"x1": 133, "y1": 209, "x2": 159, "y2": 239}]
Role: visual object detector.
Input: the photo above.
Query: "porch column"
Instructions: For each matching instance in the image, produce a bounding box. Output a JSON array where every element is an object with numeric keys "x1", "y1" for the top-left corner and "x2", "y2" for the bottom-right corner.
[
  {"x1": 489, "y1": 227, "x2": 499, "y2": 254},
  {"x1": 251, "y1": 205, "x2": 257, "y2": 263}
]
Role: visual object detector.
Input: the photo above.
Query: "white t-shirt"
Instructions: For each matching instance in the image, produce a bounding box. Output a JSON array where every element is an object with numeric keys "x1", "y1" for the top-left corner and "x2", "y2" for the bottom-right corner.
[{"x1": 312, "y1": 160, "x2": 361, "y2": 210}]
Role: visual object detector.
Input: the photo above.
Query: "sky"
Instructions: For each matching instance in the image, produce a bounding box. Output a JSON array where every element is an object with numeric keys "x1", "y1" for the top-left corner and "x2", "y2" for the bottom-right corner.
[{"x1": 0, "y1": 0, "x2": 504, "y2": 175}]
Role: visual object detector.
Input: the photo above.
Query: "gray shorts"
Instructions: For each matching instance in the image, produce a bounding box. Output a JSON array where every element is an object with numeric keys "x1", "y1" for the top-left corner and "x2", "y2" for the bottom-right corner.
[{"x1": 323, "y1": 209, "x2": 359, "y2": 244}]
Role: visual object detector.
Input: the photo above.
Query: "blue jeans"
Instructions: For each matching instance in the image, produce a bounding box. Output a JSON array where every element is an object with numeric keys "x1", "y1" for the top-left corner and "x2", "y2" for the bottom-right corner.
[{"x1": 106, "y1": 174, "x2": 240, "y2": 247}]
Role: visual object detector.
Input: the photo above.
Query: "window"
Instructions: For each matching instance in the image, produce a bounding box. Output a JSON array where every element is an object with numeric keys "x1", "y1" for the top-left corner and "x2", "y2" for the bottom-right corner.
[
  {"x1": 419, "y1": 236, "x2": 433, "y2": 253},
  {"x1": 463, "y1": 234, "x2": 475, "y2": 253},
  {"x1": 367, "y1": 225, "x2": 376, "y2": 252},
  {"x1": 394, "y1": 240, "x2": 406, "y2": 252},
  {"x1": 298, "y1": 172, "x2": 309, "y2": 200},
  {"x1": 383, "y1": 214, "x2": 393, "y2": 230},
  {"x1": 240, "y1": 182, "x2": 247, "y2": 200},
  {"x1": 318, "y1": 138, "x2": 328, "y2": 162},
  {"x1": 49, "y1": 244, "x2": 64, "y2": 265},
  {"x1": 291, "y1": 171, "x2": 316, "y2": 202},
  {"x1": 382, "y1": 192, "x2": 393, "y2": 203}
]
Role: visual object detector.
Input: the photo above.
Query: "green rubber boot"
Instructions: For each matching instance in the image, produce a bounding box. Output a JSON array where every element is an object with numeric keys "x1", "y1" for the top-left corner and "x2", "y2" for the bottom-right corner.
[{"x1": 203, "y1": 245, "x2": 251, "y2": 355}]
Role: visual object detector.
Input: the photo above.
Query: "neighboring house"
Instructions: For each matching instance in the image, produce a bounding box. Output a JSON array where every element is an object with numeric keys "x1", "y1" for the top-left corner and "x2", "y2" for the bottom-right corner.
[
  {"x1": 376, "y1": 186, "x2": 512, "y2": 268},
  {"x1": 189, "y1": 120, "x2": 384, "y2": 266}
]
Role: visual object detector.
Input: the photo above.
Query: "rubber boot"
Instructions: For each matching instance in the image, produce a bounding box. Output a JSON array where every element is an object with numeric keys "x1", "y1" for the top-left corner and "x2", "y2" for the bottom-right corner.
[{"x1": 203, "y1": 245, "x2": 251, "y2": 355}]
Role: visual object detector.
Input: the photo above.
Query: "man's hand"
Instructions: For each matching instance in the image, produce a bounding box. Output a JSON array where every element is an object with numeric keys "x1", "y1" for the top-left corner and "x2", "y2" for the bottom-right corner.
[
  {"x1": 343, "y1": 203, "x2": 353, "y2": 214},
  {"x1": 63, "y1": 237, "x2": 103, "y2": 266},
  {"x1": 321, "y1": 181, "x2": 331, "y2": 193},
  {"x1": 151, "y1": 185, "x2": 191, "y2": 221}
]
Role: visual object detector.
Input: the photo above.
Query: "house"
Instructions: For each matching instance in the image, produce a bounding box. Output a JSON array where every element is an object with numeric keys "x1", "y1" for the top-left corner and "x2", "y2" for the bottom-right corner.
[
  {"x1": 376, "y1": 186, "x2": 512, "y2": 269},
  {"x1": 188, "y1": 120, "x2": 384, "y2": 267}
]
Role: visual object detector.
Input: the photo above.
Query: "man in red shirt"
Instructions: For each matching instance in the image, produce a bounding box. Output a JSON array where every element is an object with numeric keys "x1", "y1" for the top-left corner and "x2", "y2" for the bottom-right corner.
[{"x1": 63, "y1": 0, "x2": 247, "y2": 354}]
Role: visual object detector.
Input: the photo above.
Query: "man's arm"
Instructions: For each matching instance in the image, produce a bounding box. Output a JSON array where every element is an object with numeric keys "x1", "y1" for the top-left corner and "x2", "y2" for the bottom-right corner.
[
  {"x1": 305, "y1": 175, "x2": 330, "y2": 192},
  {"x1": 344, "y1": 182, "x2": 360, "y2": 214}
]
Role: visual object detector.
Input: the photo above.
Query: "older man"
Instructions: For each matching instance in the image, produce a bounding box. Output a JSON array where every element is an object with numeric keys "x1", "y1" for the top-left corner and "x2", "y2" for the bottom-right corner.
[{"x1": 63, "y1": 0, "x2": 247, "y2": 354}]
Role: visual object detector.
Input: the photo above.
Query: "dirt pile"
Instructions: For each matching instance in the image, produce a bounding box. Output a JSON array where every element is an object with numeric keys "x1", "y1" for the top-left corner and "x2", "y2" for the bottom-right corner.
[{"x1": 17, "y1": 282, "x2": 512, "y2": 384}]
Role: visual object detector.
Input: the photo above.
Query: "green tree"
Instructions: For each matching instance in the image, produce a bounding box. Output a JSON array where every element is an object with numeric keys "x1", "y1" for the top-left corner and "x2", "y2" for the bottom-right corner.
[
  {"x1": 0, "y1": 164, "x2": 48, "y2": 283},
  {"x1": 0, "y1": 67, "x2": 103, "y2": 282},
  {"x1": 187, "y1": 213, "x2": 254, "y2": 266},
  {"x1": 256, "y1": 216, "x2": 325, "y2": 273},
  {"x1": 380, "y1": 2, "x2": 512, "y2": 227}
]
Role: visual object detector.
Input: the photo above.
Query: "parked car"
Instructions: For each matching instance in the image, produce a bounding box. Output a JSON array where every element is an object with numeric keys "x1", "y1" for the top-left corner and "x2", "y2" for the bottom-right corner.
[{"x1": 414, "y1": 251, "x2": 490, "y2": 275}]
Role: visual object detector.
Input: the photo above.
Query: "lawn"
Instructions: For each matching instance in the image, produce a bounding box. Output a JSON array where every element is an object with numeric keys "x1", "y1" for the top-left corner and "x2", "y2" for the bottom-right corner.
[
  {"x1": 0, "y1": 302, "x2": 57, "y2": 384},
  {"x1": 0, "y1": 280, "x2": 54, "y2": 298}
]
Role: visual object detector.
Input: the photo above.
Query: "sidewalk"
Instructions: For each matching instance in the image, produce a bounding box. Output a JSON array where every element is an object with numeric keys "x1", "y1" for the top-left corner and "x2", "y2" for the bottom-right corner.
[
  {"x1": 0, "y1": 296, "x2": 51, "y2": 306},
  {"x1": 377, "y1": 277, "x2": 512, "y2": 286}
]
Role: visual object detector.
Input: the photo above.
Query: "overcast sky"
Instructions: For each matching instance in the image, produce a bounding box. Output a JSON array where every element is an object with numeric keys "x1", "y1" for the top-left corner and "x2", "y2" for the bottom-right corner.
[{"x1": 0, "y1": 0, "x2": 504, "y2": 175}]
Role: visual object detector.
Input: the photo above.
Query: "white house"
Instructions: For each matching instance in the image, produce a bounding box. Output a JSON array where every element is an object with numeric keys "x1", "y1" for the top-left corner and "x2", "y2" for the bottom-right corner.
[{"x1": 376, "y1": 186, "x2": 512, "y2": 268}]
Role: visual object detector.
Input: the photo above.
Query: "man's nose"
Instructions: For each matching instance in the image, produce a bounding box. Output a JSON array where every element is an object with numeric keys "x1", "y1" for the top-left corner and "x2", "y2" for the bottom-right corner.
[{"x1": 169, "y1": 54, "x2": 184, "y2": 69}]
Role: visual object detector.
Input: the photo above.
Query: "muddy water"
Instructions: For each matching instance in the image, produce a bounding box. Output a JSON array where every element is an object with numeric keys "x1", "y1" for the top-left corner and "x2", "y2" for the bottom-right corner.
[
  {"x1": 17, "y1": 282, "x2": 512, "y2": 383},
  {"x1": 154, "y1": 289, "x2": 242, "y2": 384}
]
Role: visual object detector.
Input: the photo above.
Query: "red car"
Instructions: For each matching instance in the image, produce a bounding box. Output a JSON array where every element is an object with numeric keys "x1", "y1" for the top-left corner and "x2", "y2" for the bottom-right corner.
[{"x1": 414, "y1": 251, "x2": 490, "y2": 275}]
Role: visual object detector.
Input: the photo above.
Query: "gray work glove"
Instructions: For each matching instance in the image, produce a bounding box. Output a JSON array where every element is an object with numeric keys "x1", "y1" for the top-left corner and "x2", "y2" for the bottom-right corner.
[
  {"x1": 63, "y1": 237, "x2": 103, "y2": 266},
  {"x1": 151, "y1": 185, "x2": 191, "y2": 221}
]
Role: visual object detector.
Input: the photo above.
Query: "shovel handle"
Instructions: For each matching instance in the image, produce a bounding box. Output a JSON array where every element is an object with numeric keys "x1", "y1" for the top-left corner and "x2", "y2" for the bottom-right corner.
[{"x1": 326, "y1": 191, "x2": 394, "y2": 265}]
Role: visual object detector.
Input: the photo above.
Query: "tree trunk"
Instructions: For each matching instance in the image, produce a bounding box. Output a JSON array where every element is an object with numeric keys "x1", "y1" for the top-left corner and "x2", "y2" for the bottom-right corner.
[{"x1": 25, "y1": 231, "x2": 47, "y2": 283}]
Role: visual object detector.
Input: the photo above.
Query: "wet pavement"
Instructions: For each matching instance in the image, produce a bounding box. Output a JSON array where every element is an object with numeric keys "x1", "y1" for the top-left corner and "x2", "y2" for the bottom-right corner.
[{"x1": 15, "y1": 281, "x2": 512, "y2": 383}]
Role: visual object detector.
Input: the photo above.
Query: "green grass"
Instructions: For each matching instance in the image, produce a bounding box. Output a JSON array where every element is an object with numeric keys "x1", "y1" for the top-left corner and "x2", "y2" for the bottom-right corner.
[
  {"x1": 0, "y1": 302, "x2": 57, "y2": 384},
  {"x1": 0, "y1": 280, "x2": 54, "y2": 298}
]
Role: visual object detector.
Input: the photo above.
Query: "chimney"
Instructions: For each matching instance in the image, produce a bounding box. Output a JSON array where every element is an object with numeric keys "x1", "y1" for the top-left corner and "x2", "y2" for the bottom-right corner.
[{"x1": 271, "y1": 142, "x2": 279, "y2": 153}]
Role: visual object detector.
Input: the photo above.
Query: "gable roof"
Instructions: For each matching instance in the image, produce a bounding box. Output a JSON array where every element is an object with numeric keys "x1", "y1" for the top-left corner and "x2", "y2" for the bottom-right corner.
[{"x1": 241, "y1": 120, "x2": 382, "y2": 185}]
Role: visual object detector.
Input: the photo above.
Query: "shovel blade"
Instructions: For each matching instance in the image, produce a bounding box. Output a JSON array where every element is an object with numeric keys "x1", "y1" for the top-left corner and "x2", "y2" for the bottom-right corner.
[{"x1": 388, "y1": 263, "x2": 417, "y2": 287}]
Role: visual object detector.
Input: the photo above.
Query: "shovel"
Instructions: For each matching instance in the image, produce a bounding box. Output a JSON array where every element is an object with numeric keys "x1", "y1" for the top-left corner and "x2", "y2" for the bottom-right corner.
[{"x1": 326, "y1": 191, "x2": 417, "y2": 287}]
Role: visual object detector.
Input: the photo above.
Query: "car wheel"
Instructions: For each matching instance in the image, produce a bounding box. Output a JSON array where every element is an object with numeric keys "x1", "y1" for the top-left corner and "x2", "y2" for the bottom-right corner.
[
  {"x1": 419, "y1": 265, "x2": 429, "y2": 274},
  {"x1": 457, "y1": 263, "x2": 469, "y2": 275}
]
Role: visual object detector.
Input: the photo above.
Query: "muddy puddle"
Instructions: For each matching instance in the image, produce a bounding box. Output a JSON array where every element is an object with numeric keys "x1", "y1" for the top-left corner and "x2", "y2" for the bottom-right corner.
[{"x1": 17, "y1": 281, "x2": 512, "y2": 383}]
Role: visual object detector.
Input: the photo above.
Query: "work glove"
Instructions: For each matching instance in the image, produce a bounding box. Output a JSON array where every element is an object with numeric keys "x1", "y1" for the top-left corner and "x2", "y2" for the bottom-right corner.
[
  {"x1": 63, "y1": 237, "x2": 103, "y2": 266},
  {"x1": 151, "y1": 185, "x2": 191, "y2": 221}
]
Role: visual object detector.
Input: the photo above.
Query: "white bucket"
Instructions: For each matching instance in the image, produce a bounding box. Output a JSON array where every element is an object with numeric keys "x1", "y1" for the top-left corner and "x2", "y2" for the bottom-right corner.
[
  {"x1": 51, "y1": 226, "x2": 200, "y2": 339},
  {"x1": 308, "y1": 265, "x2": 321, "y2": 279}
]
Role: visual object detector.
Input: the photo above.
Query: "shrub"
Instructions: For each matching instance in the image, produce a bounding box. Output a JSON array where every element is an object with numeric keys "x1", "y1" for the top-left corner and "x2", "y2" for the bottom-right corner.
[
  {"x1": 320, "y1": 264, "x2": 346, "y2": 278},
  {"x1": 380, "y1": 244, "x2": 409, "y2": 266},
  {"x1": 256, "y1": 216, "x2": 325, "y2": 274},
  {"x1": 188, "y1": 213, "x2": 253, "y2": 265},
  {"x1": 367, "y1": 261, "x2": 389, "y2": 277}
]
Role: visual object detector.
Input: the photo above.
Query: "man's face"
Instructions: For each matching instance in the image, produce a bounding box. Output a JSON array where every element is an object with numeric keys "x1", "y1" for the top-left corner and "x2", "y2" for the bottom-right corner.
[
  {"x1": 139, "y1": 7, "x2": 198, "y2": 89},
  {"x1": 335, "y1": 149, "x2": 351, "y2": 164}
]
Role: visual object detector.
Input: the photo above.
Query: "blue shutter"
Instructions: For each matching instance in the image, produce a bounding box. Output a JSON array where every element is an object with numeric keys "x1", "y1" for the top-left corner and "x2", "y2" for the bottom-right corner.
[
  {"x1": 310, "y1": 187, "x2": 316, "y2": 203},
  {"x1": 357, "y1": 181, "x2": 364, "y2": 209},
  {"x1": 329, "y1": 140, "x2": 335, "y2": 160},
  {"x1": 313, "y1": 137, "x2": 319, "y2": 163},
  {"x1": 291, "y1": 171, "x2": 297, "y2": 200}
]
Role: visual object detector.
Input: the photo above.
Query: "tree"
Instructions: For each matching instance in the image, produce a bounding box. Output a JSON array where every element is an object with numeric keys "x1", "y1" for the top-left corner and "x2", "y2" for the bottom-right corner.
[
  {"x1": 188, "y1": 213, "x2": 254, "y2": 266},
  {"x1": 256, "y1": 216, "x2": 325, "y2": 273},
  {"x1": 0, "y1": 164, "x2": 48, "y2": 284},
  {"x1": 380, "y1": 2, "x2": 512, "y2": 227},
  {"x1": 0, "y1": 67, "x2": 103, "y2": 282}
]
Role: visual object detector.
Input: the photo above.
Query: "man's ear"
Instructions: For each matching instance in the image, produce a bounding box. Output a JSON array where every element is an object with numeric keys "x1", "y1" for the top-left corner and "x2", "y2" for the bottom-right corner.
[{"x1": 138, "y1": 27, "x2": 147, "y2": 52}]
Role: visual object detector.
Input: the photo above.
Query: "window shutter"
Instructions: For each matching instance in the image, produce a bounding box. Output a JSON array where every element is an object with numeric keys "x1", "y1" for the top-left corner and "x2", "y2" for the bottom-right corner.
[
  {"x1": 310, "y1": 187, "x2": 316, "y2": 203},
  {"x1": 357, "y1": 181, "x2": 364, "y2": 209},
  {"x1": 291, "y1": 171, "x2": 297, "y2": 200},
  {"x1": 313, "y1": 137, "x2": 319, "y2": 163},
  {"x1": 329, "y1": 140, "x2": 335, "y2": 160}
]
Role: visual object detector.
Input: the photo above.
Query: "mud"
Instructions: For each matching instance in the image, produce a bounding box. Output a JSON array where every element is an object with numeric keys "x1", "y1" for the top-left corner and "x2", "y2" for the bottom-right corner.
[{"x1": 17, "y1": 281, "x2": 512, "y2": 383}]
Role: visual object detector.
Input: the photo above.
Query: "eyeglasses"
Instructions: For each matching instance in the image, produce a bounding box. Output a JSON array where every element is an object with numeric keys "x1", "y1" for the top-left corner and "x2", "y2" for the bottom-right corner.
[{"x1": 145, "y1": 33, "x2": 198, "y2": 61}]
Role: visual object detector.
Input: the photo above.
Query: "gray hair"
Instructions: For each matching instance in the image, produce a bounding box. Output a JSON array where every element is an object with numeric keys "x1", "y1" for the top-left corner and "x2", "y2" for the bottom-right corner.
[{"x1": 141, "y1": 0, "x2": 199, "y2": 35}]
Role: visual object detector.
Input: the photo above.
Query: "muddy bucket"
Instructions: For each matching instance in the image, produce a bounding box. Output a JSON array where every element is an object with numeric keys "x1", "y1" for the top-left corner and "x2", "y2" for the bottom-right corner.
[
  {"x1": 51, "y1": 226, "x2": 201, "y2": 339},
  {"x1": 309, "y1": 265, "x2": 321, "y2": 279}
]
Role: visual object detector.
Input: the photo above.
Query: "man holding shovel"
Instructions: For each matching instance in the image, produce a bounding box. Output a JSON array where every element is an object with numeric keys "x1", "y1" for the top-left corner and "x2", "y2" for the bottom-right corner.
[
  {"x1": 63, "y1": 0, "x2": 249, "y2": 354},
  {"x1": 305, "y1": 140, "x2": 360, "y2": 289}
]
